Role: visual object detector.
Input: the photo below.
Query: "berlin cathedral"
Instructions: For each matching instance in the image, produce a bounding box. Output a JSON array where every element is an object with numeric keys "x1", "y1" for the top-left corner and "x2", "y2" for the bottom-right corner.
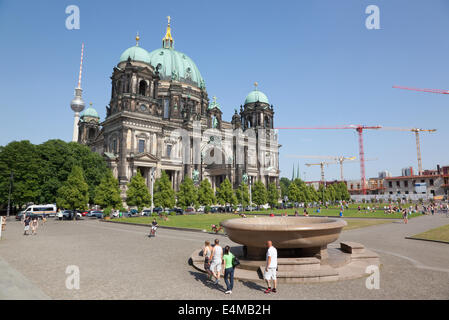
[{"x1": 75, "y1": 18, "x2": 280, "y2": 199}]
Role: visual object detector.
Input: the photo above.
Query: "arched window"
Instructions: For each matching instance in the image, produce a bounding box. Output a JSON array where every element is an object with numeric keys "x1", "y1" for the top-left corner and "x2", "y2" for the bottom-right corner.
[
  {"x1": 139, "y1": 80, "x2": 147, "y2": 96},
  {"x1": 88, "y1": 128, "x2": 95, "y2": 140}
]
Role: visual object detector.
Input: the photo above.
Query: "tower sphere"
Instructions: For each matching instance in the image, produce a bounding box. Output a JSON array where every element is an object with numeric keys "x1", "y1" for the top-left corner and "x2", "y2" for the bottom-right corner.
[{"x1": 71, "y1": 88, "x2": 86, "y2": 113}]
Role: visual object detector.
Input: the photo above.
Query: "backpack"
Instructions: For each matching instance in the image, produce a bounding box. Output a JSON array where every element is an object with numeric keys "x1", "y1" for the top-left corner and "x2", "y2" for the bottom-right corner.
[{"x1": 232, "y1": 255, "x2": 240, "y2": 267}]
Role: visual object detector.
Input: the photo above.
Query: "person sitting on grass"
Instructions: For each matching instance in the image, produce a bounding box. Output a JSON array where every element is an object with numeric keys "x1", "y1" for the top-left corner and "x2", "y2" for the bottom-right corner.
[{"x1": 303, "y1": 209, "x2": 309, "y2": 217}]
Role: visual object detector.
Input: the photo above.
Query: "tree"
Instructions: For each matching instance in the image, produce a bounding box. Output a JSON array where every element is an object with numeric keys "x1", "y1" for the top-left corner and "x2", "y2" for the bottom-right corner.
[
  {"x1": 95, "y1": 170, "x2": 122, "y2": 209},
  {"x1": 197, "y1": 179, "x2": 215, "y2": 206},
  {"x1": 267, "y1": 183, "x2": 279, "y2": 208},
  {"x1": 235, "y1": 182, "x2": 250, "y2": 207},
  {"x1": 287, "y1": 182, "x2": 300, "y2": 203},
  {"x1": 0, "y1": 141, "x2": 41, "y2": 209},
  {"x1": 56, "y1": 166, "x2": 89, "y2": 210},
  {"x1": 153, "y1": 171, "x2": 175, "y2": 209},
  {"x1": 327, "y1": 184, "x2": 336, "y2": 202},
  {"x1": 335, "y1": 182, "x2": 350, "y2": 201},
  {"x1": 215, "y1": 178, "x2": 236, "y2": 205},
  {"x1": 126, "y1": 171, "x2": 152, "y2": 211},
  {"x1": 177, "y1": 177, "x2": 198, "y2": 209},
  {"x1": 252, "y1": 180, "x2": 267, "y2": 207},
  {"x1": 307, "y1": 185, "x2": 319, "y2": 202},
  {"x1": 279, "y1": 177, "x2": 291, "y2": 199}
]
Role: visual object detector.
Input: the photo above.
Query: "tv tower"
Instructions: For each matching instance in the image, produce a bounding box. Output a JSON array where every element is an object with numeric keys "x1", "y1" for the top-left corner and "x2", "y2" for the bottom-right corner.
[{"x1": 70, "y1": 43, "x2": 86, "y2": 142}]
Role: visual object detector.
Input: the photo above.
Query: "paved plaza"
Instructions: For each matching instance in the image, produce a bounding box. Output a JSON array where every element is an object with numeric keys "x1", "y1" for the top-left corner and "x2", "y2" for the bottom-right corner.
[{"x1": 0, "y1": 215, "x2": 448, "y2": 300}]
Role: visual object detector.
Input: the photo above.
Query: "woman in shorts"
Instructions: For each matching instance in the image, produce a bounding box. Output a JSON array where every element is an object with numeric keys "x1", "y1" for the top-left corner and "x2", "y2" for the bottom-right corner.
[
  {"x1": 203, "y1": 241, "x2": 213, "y2": 281},
  {"x1": 31, "y1": 217, "x2": 39, "y2": 235}
]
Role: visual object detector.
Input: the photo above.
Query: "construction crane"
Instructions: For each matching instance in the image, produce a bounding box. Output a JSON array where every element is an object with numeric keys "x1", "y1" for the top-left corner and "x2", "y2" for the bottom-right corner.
[
  {"x1": 380, "y1": 127, "x2": 437, "y2": 175},
  {"x1": 305, "y1": 161, "x2": 334, "y2": 184},
  {"x1": 287, "y1": 155, "x2": 356, "y2": 181},
  {"x1": 276, "y1": 125, "x2": 381, "y2": 194},
  {"x1": 393, "y1": 85, "x2": 449, "y2": 95}
]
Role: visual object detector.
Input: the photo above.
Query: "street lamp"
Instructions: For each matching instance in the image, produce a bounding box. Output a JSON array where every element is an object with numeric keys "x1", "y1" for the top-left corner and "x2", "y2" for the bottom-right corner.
[
  {"x1": 150, "y1": 167, "x2": 155, "y2": 213},
  {"x1": 6, "y1": 171, "x2": 13, "y2": 220},
  {"x1": 249, "y1": 176, "x2": 253, "y2": 212}
]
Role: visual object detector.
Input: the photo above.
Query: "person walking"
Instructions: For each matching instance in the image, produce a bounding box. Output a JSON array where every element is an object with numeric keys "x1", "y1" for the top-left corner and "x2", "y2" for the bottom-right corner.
[
  {"x1": 203, "y1": 241, "x2": 213, "y2": 281},
  {"x1": 31, "y1": 217, "x2": 39, "y2": 235},
  {"x1": 222, "y1": 245, "x2": 235, "y2": 294},
  {"x1": 264, "y1": 240, "x2": 278, "y2": 294},
  {"x1": 209, "y1": 239, "x2": 223, "y2": 285},
  {"x1": 23, "y1": 216, "x2": 31, "y2": 236},
  {"x1": 402, "y1": 209, "x2": 408, "y2": 224}
]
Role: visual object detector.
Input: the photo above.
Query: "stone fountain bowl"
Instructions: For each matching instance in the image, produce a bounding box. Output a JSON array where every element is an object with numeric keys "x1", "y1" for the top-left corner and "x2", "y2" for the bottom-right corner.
[{"x1": 220, "y1": 217, "x2": 347, "y2": 249}]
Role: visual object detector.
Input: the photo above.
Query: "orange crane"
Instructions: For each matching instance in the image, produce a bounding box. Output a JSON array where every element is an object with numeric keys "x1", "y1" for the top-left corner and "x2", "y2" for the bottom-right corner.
[
  {"x1": 381, "y1": 127, "x2": 437, "y2": 175},
  {"x1": 393, "y1": 85, "x2": 449, "y2": 95}
]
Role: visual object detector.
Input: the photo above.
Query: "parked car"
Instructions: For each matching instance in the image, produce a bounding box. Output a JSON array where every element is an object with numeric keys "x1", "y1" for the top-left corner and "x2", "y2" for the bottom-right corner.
[
  {"x1": 87, "y1": 210, "x2": 103, "y2": 219},
  {"x1": 168, "y1": 208, "x2": 183, "y2": 215},
  {"x1": 184, "y1": 207, "x2": 195, "y2": 214},
  {"x1": 197, "y1": 206, "x2": 205, "y2": 213},
  {"x1": 141, "y1": 209, "x2": 152, "y2": 216},
  {"x1": 62, "y1": 210, "x2": 81, "y2": 220},
  {"x1": 153, "y1": 207, "x2": 163, "y2": 214}
]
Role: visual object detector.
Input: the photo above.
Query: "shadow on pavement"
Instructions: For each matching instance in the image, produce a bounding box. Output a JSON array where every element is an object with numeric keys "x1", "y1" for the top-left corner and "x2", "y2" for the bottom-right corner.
[
  {"x1": 239, "y1": 280, "x2": 265, "y2": 292},
  {"x1": 189, "y1": 270, "x2": 226, "y2": 292}
]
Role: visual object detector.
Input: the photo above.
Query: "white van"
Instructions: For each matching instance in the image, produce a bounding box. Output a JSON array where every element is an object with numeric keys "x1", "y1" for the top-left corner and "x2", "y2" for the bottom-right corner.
[{"x1": 22, "y1": 204, "x2": 57, "y2": 217}]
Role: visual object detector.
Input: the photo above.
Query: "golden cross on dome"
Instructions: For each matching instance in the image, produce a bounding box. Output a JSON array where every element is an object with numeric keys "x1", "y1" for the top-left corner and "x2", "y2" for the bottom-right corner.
[
  {"x1": 89, "y1": 102, "x2": 93, "y2": 107},
  {"x1": 254, "y1": 82, "x2": 258, "y2": 90},
  {"x1": 135, "y1": 32, "x2": 140, "y2": 46},
  {"x1": 213, "y1": 96, "x2": 217, "y2": 103},
  {"x1": 167, "y1": 16, "x2": 171, "y2": 24}
]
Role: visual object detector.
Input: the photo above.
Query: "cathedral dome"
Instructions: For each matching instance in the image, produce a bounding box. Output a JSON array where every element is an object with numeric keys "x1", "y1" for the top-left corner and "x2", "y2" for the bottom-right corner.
[
  {"x1": 146, "y1": 17, "x2": 205, "y2": 89},
  {"x1": 80, "y1": 104, "x2": 100, "y2": 122},
  {"x1": 148, "y1": 48, "x2": 205, "y2": 89},
  {"x1": 244, "y1": 88, "x2": 269, "y2": 105},
  {"x1": 119, "y1": 37, "x2": 151, "y2": 65}
]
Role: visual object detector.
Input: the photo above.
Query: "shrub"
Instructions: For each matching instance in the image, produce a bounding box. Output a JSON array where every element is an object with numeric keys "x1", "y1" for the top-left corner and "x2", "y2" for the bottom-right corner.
[
  {"x1": 205, "y1": 205, "x2": 211, "y2": 214},
  {"x1": 103, "y1": 207, "x2": 112, "y2": 217},
  {"x1": 151, "y1": 212, "x2": 158, "y2": 217},
  {"x1": 169, "y1": 211, "x2": 176, "y2": 216}
]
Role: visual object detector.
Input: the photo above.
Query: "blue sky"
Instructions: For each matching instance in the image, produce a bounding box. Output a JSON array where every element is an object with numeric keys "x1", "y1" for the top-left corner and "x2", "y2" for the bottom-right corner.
[{"x1": 1, "y1": 0, "x2": 448, "y2": 181}]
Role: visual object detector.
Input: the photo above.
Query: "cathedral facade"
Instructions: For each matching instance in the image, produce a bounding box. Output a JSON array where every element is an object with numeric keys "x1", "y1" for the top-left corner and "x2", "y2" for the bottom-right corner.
[{"x1": 78, "y1": 19, "x2": 280, "y2": 199}]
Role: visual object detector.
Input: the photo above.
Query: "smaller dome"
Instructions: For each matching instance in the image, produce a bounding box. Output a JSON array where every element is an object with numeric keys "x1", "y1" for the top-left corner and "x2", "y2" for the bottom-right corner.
[
  {"x1": 244, "y1": 90, "x2": 269, "y2": 105},
  {"x1": 119, "y1": 45, "x2": 151, "y2": 64},
  {"x1": 81, "y1": 105, "x2": 100, "y2": 120}
]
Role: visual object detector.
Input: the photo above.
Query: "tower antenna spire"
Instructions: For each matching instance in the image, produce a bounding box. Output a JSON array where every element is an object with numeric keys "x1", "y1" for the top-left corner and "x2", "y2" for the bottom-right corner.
[
  {"x1": 71, "y1": 42, "x2": 86, "y2": 142},
  {"x1": 77, "y1": 43, "x2": 84, "y2": 89}
]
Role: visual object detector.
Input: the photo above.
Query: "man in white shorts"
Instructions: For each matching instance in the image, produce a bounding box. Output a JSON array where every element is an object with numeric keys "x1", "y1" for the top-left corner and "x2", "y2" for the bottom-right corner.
[
  {"x1": 264, "y1": 240, "x2": 277, "y2": 294},
  {"x1": 209, "y1": 239, "x2": 223, "y2": 285}
]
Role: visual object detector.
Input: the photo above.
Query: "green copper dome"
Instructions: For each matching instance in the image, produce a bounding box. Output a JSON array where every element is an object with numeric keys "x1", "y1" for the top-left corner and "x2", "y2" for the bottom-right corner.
[
  {"x1": 119, "y1": 45, "x2": 151, "y2": 65},
  {"x1": 147, "y1": 48, "x2": 205, "y2": 89},
  {"x1": 244, "y1": 90, "x2": 269, "y2": 105},
  {"x1": 81, "y1": 106, "x2": 100, "y2": 120}
]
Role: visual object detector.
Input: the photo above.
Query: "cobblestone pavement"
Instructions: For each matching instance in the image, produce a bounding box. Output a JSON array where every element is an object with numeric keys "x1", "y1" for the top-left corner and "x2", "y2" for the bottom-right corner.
[{"x1": 0, "y1": 215, "x2": 448, "y2": 300}]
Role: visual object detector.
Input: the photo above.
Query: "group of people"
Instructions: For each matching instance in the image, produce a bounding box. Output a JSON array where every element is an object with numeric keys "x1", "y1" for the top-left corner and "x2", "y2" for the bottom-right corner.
[
  {"x1": 202, "y1": 239, "x2": 278, "y2": 295},
  {"x1": 23, "y1": 215, "x2": 41, "y2": 235}
]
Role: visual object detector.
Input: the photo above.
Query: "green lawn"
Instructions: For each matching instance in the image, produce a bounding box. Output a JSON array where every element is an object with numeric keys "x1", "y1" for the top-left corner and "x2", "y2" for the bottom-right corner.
[
  {"x1": 113, "y1": 214, "x2": 393, "y2": 232},
  {"x1": 243, "y1": 207, "x2": 421, "y2": 219},
  {"x1": 409, "y1": 224, "x2": 449, "y2": 243}
]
